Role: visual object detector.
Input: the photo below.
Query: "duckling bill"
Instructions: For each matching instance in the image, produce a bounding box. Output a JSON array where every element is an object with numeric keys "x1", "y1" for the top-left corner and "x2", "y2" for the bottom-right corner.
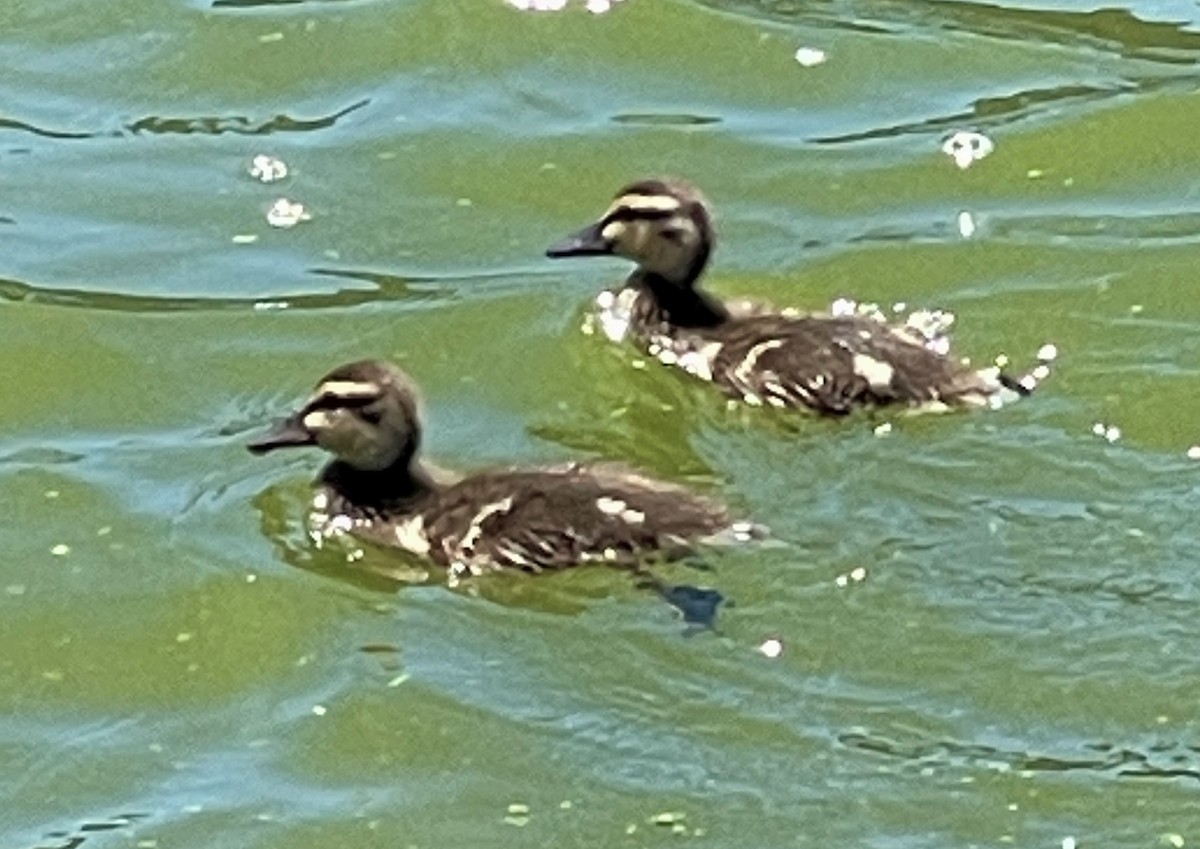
[
  {"x1": 248, "y1": 359, "x2": 758, "y2": 575},
  {"x1": 547, "y1": 178, "x2": 1054, "y2": 414}
]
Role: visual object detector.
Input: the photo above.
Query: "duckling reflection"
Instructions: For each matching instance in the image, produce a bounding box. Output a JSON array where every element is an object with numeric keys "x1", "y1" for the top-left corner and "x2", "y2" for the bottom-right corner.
[
  {"x1": 247, "y1": 359, "x2": 761, "y2": 584},
  {"x1": 547, "y1": 178, "x2": 1054, "y2": 415}
]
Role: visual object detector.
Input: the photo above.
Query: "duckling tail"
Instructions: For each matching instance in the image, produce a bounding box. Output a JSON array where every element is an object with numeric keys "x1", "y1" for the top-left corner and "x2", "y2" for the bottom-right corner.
[{"x1": 997, "y1": 342, "x2": 1058, "y2": 397}]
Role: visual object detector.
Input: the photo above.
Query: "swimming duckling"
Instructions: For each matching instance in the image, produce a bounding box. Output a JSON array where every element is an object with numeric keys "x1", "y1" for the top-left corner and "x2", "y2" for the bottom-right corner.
[
  {"x1": 248, "y1": 359, "x2": 754, "y2": 575},
  {"x1": 546, "y1": 178, "x2": 1052, "y2": 415}
]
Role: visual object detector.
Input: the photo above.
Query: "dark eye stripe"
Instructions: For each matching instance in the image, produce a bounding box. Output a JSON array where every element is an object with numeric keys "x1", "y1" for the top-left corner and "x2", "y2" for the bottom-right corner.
[
  {"x1": 304, "y1": 391, "x2": 378, "y2": 413},
  {"x1": 602, "y1": 206, "x2": 678, "y2": 226}
]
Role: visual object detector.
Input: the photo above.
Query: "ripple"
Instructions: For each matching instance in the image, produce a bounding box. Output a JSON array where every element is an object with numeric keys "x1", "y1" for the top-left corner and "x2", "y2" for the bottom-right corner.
[
  {"x1": 0, "y1": 101, "x2": 369, "y2": 142},
  {"x1": 211, "y1": 0, "x2": 360, "y2": 6},
  {"x1": 0, "y1": 446, "x2": 86, "y2": 467},
  {"x1": 0, "y1": 272, "x2": 451, "y2": 314},
  {"x1": 125, "y1": 99, "x2": 369, "y2": 137},
  {"x1": 0, "y1": 117, "x2": 93, "y2": 141},
  {"x1": 28, "y1": 813, "x2": 149, "y2": 849},
  {"x1": 812, "y1": 81, "x2": 1127, "y2": 145},
  {"x1": 696, "y1": 0, "x2": 1200, "y2": 63},
  {"x1": 989, "y1": 211, "x2": 1200, "y2": 247},
  {"x1": 839, "y1": 727, "x2": 1200, "y2": 783},
  {"x1": 981, "y1": 569, "x2": 1180, "y2": 607},
  {"x1": 611, "y1": 112, "x2": 723, "y2": 126}
]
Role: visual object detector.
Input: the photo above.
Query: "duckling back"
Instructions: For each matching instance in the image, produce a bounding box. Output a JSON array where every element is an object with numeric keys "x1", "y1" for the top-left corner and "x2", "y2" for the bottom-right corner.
[{"x1": 410, "y1": 464, "x2": 741, "y2": 575}]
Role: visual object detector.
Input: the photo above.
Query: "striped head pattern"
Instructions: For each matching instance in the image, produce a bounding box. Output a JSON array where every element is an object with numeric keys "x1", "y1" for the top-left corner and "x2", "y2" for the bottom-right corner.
[
  {"x1": 546, "y1": 178, "x2": 714, "y2": 285},
  {"x1": 247, "y1": 360, "x2": 422, "y2": 471}
]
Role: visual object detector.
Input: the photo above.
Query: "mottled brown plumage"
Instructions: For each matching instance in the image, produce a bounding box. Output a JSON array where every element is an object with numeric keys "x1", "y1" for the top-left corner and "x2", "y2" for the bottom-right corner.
[
  {"x1": 248, "y1": 360, "x2": 751, "y2": 574},
  {"x1": 547, "y1": 178, "x2": 1051, "y2": 414}
]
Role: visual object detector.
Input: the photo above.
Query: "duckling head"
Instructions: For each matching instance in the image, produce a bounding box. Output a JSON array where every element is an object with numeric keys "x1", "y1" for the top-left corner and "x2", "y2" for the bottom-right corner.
[
  {"x1": 247, "y1": 360, "x2": 422, "y2": 472},
  {"x1": 546, "y1": 178, "x2": 713, "y2": 286}
]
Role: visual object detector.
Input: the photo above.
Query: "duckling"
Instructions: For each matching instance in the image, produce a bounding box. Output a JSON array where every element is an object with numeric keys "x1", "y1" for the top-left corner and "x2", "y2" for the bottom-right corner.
[
  {"x1": 247, "y1": 359, "x2": 755, "y2": 576},
  {"x1": 546, "y1": 178, "x2": 1053, "y2": 415}
]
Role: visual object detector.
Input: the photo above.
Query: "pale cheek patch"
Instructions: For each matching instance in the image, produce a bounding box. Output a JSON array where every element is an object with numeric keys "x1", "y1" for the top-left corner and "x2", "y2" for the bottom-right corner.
[
  {"x1": 302, "y1": 410, "x2": 334, "y2": 430},
  {"x1": 305, "y1": 411, "x2": 372, "y2": 463},
  {"x1": 601, "y1": 221, "x2": 625, "y2": 242},
  {"x1": 668, "y1": 216, "x2": 698, "y2": 242}
]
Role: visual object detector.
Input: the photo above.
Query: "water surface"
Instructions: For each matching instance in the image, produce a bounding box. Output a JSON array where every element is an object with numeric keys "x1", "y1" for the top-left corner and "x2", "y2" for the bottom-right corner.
[{"x1": 3, "y1": 1, "x2": 1200, "y2": 847}]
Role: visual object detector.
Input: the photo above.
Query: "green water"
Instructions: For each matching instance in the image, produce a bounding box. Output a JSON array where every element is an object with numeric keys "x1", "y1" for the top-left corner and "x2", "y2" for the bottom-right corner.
[{"x1": 4, "y1": 1, "x2": 1200, "y2": 846}]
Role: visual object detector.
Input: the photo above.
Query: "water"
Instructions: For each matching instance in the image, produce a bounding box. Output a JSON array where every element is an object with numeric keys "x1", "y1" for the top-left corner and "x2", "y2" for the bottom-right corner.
[{"x1": 3, "y1": 1, "x2": 1200, "y2": 847}]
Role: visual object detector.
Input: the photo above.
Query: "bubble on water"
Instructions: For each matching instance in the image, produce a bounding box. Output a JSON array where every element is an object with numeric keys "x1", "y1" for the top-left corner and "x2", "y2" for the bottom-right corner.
[
  {"x1": 506, "y1": 0, "x2": 625, "y2": 11},
  {"x1": 830, "y1": 297, "x2": 857, "y2": 317},
  {"x1": 266, "y1": 198, "x2": 311, "y2": 228},
  {"x1": 942, "y1": 130, "x2": 995, "y2": 169},
  {"x1": 758, "y1": 638, "x2": 783, "y2": 658},
  {"x1": 1037, "y1": 343, "x2": 1059, "y2": 361},
  {"x1": 248, "y1": 154, "x2": 288, "y2": 183},
  {"x1": 835, "y1": 567, "x2": 868, "y2": 587},
  {"x1": 794, "y1": 47, "x2": 827, "y2": 67}
]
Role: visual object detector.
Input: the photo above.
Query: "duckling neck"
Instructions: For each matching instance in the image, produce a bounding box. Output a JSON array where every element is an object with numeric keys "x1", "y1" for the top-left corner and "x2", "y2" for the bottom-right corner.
[
  {"x1": 318, "y1": 457, "x2": 439, "y2": 516},
  {"x1": 628, "y1": 270, "x2": 729, "y2": 330}
]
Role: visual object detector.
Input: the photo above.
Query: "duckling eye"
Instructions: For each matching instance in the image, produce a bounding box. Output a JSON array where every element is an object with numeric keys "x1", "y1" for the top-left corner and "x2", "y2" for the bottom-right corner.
[
  {"x1": 358, "y1": 408, "x2": 383, "y2": 426},
  {"x1": 659, "y1": 227, "x2": 685, "y2": 244}
]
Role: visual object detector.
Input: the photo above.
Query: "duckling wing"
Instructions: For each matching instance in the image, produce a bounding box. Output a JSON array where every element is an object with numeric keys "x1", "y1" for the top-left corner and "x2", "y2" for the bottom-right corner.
[
  {"x1": 705, "y1": 314, "x2": 998, "y2": 414},
  {"x1": 418, "y1": 467, "x2": 732, "y2": 572}
]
